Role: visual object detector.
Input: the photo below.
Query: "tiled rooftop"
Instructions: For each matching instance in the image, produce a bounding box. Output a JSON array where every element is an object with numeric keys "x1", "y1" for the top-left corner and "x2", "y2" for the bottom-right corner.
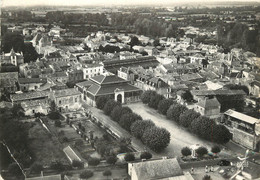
[{"x1": 53, "y1": 88, "x2": 81, "y2": 98}]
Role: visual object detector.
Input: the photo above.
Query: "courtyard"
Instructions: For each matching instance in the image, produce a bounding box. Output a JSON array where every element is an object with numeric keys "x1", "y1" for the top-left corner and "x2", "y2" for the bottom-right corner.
[{"x1": 126, "y1": 102, "x2": 217, "y2": 157}]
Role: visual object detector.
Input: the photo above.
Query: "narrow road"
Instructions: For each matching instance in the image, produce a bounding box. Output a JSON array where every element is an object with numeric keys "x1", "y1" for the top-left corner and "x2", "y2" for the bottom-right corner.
[
  {"x1": 126, "y1": 102, "x2": 217, "y2": 157},
  {"x1": 81, "y1": 103, "x2": 159, "y2": 158}
]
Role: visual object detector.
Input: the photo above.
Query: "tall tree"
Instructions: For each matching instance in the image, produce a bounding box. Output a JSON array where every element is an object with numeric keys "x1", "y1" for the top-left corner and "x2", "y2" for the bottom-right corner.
[
  {"x1": 148, "y1": 94, "x2": 165, "y2": 110},
  {"x1": 141, "y1": 90, "x2": 157, "y2": 104},
  {"x1": 119, "y1": 113, "x2": 142, "y2": 131},
  {"x1": 142, "y1": 126, "x2": 170, "y2": 152},
  {"x1": 130, "y1": 120, "x2": 155, "y2": 139},
  {"x1": 96, "y1": 96, "x2": 110, "y2": 109},
  {"x1": 103, "y1": 99, "x2": 121, "y2": 115},
  {"x1": 130, "y1": 36, "x2": 140, "y2": 47},
  {"x1": 179, "y1": 110, "x2": 200, "y2": 128},
  {"x1": 166, "y1": 104, "x2": 187, "y2": 123},
  {"x1": 157, "y1": 99, "x2": 174, "y2": 115},
  {"x1": 181, "y1": 147, "x2": 192, "y2": 157},
  {"x1": 212, "y1": 124, "x2": 232, "y2": 144}
]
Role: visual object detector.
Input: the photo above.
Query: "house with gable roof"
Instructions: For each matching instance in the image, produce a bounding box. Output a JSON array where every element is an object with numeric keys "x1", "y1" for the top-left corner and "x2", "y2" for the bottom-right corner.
[
  {"x1": 18, "y1": 78, "x2": 47, "y2": 92},
  {"x1": 50, "y1": 88, "x2": 82, "y2": 112},
  {"x1": 135, "y1": 74, "x2": 172, "y2": 98},
  {"x1": 75, "y1": 75, "x2": 142, "y2": 106},
  {"x1": 194, "y1": 97, "x2": 221, "y2": 119},
  {"x1": 128, "y1": 158, "x2": 194, "y2": 180},
  {"x1": 189, "y1": 53, "x2": 205, "y2": 64}
]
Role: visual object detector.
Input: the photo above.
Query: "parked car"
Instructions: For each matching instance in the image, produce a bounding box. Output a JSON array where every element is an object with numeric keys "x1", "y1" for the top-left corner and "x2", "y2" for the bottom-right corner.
[{"x1": 217, "y1": 159, "x2": 231, "y2": 166}]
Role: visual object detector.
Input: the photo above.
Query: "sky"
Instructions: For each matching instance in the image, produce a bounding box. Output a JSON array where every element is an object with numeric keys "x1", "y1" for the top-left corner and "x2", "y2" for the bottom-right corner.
[{"x1": 2, "y1": 0, "x2": 260, "y2": 7}]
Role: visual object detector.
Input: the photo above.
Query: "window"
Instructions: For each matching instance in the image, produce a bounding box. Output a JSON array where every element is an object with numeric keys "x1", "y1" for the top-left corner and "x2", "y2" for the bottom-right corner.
[
  {"x1": 59, "y1": 100, "x2": 62, "y2": 104},
  {"x1": 86, "y1": 75, "x2": 88, "y2": 79},
  {"x1": 32, "y1": 110, "x2": 35, "y2": 113},
  {"x1": 35, "y1": 86, "x2": 38, "y2": 89},
  {"x1": 75, "y1": 98, "x2": 77, "y2": 102}
]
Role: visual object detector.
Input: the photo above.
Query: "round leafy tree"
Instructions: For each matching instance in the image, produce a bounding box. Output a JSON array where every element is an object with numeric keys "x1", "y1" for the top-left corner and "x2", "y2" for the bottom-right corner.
[
  {"x1": 157, "y1": 99, "x2": 174, "y2": 115},
  {"x1": 80, "y1": 170, "x2": 93, "y2": 179},
  {"x1": 148, "y1": 94, "x2": 165, "y2": 110},
  {"x1": 103, "y1": 99, "x2": 121, "y2": 115},
  {"x1": 140, "y1": 90, "x2": 157, "y2": 104},
  {"x1": 211, "y1": 145, "x2": 221, "y2": 154},
  {"x1": 124, "y1": 153, "x2": 135, "y2": 162},
  {"x1": 196, "y1": 146, "x2": 208, "y2": 158},
  {"x1": 130, "y1": 120, "x2": 155, "y2": 139},
  {"x1": 181, "y1": 147, "x2": 192, "y2": 157},
  {"x1": 166, "y1": 104, "x2": 187, "y2": 123},
  {"x1": 179, "y1": 110, "x2": 200, "y2": 128},
  {"x1": 140, "y1": 152, "x2": 152, "y2": 160},
  {"x1": 119, "y1": 113, "x2": 142, "y2": 131},
  {"x1": 110, "y1": 105, "x2": 123, "y2": 122},
  {"x1": 142, "y1": 126, "x2": 170, "y2": 152},
  {"x1": 212, "y1": 124, "x2": 232, "y2": 144},
  {"x1": 96, "y1": 96, "x2": 109, "y2": 109}
]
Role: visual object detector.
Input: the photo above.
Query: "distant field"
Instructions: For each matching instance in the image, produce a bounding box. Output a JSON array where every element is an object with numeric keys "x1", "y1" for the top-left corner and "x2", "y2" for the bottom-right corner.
[{"x1": 28, "y1": 122, "x2": 68, "y2": 166}]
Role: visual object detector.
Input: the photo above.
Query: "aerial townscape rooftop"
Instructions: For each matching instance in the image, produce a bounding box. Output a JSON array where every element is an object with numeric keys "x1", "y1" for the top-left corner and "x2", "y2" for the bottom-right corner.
[{"x1": 1, "y1": 1, "x2": 260, "y2": 179}]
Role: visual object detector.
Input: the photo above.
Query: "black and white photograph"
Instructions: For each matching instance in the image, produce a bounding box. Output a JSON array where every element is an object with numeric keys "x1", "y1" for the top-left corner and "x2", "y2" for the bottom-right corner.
[{"x1": 0, "y1": 0, "x2": 260, "y2": 179}]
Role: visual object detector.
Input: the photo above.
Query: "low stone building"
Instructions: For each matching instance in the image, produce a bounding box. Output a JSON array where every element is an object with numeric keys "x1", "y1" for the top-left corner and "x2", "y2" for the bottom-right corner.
[
  {"x1": 18, "y1": 78, "x2": 47, "y2": 92},
  {"x1": 21, "y1": 99, "x2": 49, "y2": 116},
  {"x1": 10, "y1": 91, "x2": 50, "y2": 104},
  {"x1": 50, "y1": 88, "x2": 81, "y2": 112}
]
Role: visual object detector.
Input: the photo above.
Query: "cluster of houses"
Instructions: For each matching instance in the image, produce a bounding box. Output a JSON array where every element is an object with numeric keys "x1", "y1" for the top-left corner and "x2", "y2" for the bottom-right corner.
[{"x1": 1, "y1": 24, "x2": 260, "y2": 151}]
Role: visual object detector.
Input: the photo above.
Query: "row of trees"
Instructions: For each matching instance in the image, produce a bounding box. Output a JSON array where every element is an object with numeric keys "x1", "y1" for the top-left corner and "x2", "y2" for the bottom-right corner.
[
  {"x1": 181, "y1": 145, "x2": 221, "y2": 158},
  {"x1": 110, "y1": 13, "x2": 186, "y2": 38},
  {"x1": 45, "y1": 11, "x2": 109, "y2": 26},
  {"x1": 95, "y1": 96, "x2": 171, "y2": 152},
  {"x1": 141, "y1": 90, "x2": 232, "y2": 144},
  {"x1": 124, "y1": 151, "x2": 152, "y2": 162},
  {"x1": 79, "y1": 169, "x2": 113, "y2": 179}
]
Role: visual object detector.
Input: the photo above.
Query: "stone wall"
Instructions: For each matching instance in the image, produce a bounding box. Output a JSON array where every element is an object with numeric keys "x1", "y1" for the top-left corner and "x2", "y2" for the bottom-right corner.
[{"x1": 232, "y1": 128, "x2": 255, "y2": 149}]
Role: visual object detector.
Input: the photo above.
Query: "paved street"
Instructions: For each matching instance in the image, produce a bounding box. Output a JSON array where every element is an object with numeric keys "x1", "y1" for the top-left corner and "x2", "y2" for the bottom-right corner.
[{"x1": 126, "y1": 102, "x2": 223, "y2": 157}]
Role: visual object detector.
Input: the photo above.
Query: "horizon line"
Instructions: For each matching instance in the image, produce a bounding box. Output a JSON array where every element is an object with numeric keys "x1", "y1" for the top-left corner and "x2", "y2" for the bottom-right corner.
[{"x1": 2, "y1": 0, "x2": 260, "y2": 8}]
